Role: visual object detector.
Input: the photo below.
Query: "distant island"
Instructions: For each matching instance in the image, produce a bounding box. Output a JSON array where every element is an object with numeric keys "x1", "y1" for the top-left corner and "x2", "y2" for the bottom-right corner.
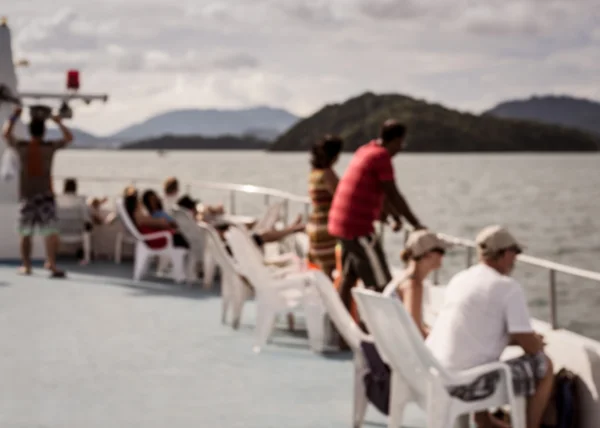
[
  {"x1": 120, "y1": 134, "x2": 270, "y2": 150},
  {"x1": 270, "y1": 92, "x2": 599, "y2": 152},
  {"x1": 52, "y1": 106, "x2": 300, "y2": 149},
  {"x1": 485, "y1": 95, "x2": 600, "y2": 137}
]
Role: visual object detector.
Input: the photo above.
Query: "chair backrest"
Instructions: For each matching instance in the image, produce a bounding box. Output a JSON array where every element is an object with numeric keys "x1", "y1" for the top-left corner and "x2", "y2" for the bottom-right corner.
[
  {"x1": 314, "y1": 271, "x2": 370, "y2": 350},
  {"x1": 172, "y1": 207, "x2": 205, "y2": 252},
  {"x1": 115, "y1": 197, "x2": 144, "y2": 241},
  {"x1": 352, "y1": 288, "x2": 449, "y2": 399},
  {"x1": 294, "y1": 232, "x2": 310, "y2": 258},
  {"x1": 252, "y1": 201, "x2": 283, "y2": 233},
  {"x1": 226, "y1": 226, "x2": 273, "y2": 289},
  {"x1": 55, "y1": 194, "x2": 90, "y2": 235},
  {"x1": 229, "y1": 223, "x2": 266, "y2": 263},
  {"x1": 197, "y1": 221, "x2": 241, "y2": 275}
]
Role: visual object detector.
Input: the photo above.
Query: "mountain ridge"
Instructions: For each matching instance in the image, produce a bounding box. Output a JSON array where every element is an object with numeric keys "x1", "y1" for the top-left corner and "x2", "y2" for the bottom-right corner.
[
  {"x1": 270, "y1": 92, "x2": 599, "y2": 152},
  {"x1": 485, "y1": 95, "x2": 600, "y2": 136}
]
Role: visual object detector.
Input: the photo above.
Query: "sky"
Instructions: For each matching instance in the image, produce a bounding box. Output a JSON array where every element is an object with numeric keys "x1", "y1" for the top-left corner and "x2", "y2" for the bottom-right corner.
[{"x1": 4, "y1": 0, "x2": 600, "y2": 135}]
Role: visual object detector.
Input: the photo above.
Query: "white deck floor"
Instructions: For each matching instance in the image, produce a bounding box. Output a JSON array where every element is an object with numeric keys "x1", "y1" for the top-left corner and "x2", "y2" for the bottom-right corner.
[{"x1": 0, "y1": 262, "x2": 427, "y2": 428}]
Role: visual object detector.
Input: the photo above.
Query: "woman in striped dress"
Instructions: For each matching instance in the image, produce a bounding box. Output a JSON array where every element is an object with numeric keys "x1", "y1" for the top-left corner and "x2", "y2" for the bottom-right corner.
[{"x1": 307, "y1": 135, "x2": 344, "y2": 279}]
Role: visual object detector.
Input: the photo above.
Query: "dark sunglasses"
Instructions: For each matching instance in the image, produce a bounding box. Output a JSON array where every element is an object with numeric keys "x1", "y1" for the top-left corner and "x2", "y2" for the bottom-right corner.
[{"x1": 430, "y1": 247, "x2": 446, "y2": 255}]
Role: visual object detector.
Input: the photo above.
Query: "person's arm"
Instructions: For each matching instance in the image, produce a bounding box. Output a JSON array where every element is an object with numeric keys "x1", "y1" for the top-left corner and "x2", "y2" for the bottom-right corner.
[
  {"x1": 380, "y1": 199, "x2": 402, "y2": 231},
  {"x1": 322, "y1": 168, "x2": 339, "y2": 195},
  {"x1": 2, "y1": 106, "x2": 22, "y2": 147},
  {"x1": 50, "y1": 115, "x2": 73, "y2": 148},
  {"x1": 373, "y1": 151, "x2": 423, "y2": 230},
  {"x1": 400, "y1": 280, "x2": 428, "y2": 338},
  {"x1": 505, "y1": 282, "x2": 543, "y2": 355},
  {"x1": 381, "y1": 181, "x2": 423, "y2": 230}
]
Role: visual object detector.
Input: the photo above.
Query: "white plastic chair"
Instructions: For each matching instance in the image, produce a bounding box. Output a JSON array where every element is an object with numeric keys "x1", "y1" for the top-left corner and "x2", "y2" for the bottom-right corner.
[
  {"x1": 352, "y1": 289, "x2": 526, "y2": 428},
  {"x1": 314, "y1": 274, "x2": 373, "y2": 428},
  {"x1": 229, "y1": 223, "x2": 302, "y2": 273},
  {"x1": 251, "y1": 201, "x2": 284, "y2": 234},
  {"x1": 114, "y1": 227, "x2": 136, "y2": 264},
  {"x1": 198, "y1": 221, "x2": 252, "y2": 328},
  {"x1": 55, "y1": 194, "x2": 93, "y2": 263},
  {"x1": 115, "y1": 198, "x2": 194, "y2": 284},
  {"x1": 226, "y1": 226, "x2": 327, "y2": 353}
]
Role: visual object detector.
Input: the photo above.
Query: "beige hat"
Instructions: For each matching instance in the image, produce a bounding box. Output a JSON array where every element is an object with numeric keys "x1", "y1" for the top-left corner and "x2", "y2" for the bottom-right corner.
[
  {"x1": 475, "y1": 225, "x2": 524, "y2": 256},
  {"x1": 405, "y1": 230, "x2": 451, "y2": 258}
]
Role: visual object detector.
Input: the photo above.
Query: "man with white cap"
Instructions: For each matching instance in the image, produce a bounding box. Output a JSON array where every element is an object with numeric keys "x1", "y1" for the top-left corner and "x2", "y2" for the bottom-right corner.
[{"x1": 426, "y1": 225, "x2": 553, "y2": 428}]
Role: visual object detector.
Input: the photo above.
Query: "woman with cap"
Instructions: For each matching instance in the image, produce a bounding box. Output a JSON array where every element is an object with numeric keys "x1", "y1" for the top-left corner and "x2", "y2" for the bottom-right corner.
[{"x1": 388, "y1": 229, "x2": 450, "y2": 338}]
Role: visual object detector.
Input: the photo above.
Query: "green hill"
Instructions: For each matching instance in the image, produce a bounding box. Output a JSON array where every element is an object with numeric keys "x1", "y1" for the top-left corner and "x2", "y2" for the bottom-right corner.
[{"x1": 269, "y1": 92, "x2": 599, "y2": 152}]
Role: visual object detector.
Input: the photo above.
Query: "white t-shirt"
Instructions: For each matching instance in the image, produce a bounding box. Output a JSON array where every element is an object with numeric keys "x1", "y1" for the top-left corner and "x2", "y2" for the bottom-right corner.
[{"x1": 425, "y1": 263, "x2": 533, "y2": 371}]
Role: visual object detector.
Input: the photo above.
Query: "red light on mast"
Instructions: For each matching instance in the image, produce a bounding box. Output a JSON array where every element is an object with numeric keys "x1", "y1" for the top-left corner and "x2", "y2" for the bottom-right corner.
[{"x1": 67, "y1": 70, "x2": 80, "y2": 90}]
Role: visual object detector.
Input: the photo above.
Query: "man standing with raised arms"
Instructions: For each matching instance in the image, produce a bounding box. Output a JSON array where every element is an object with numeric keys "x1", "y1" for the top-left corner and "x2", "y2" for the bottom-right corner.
[{"x1": 2, "y1": 105, "x2": 73, "y2": 277}]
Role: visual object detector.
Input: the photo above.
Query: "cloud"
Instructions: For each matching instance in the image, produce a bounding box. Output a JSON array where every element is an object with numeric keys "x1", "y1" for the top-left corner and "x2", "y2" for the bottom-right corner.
[{"x1": 2, "y1": 0, "x2": 599, "y2": 135}]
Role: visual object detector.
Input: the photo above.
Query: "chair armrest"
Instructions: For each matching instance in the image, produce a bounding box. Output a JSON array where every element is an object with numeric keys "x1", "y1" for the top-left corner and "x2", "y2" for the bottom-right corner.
[
  {"x1": 445, "y1": 361, "x2": 512, "y2": 387},
  {"x1": 272, "y1": 274, "x2": 311, "y2": 291},
  {"x1": 138, "y1": 231, "x2": 174, "y2": 242},
  {"x1": 269, "y1": 264, "x2": 303, "y2": 278},
  {"x1": 264, "y1": 252, "x2": 298, "y2": 266}
]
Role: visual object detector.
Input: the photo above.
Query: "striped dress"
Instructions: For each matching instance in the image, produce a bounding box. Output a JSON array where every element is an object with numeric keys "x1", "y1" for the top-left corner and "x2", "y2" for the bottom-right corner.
[{"x1": 307, "y1": 169, "x2": 337, "y2": 275}]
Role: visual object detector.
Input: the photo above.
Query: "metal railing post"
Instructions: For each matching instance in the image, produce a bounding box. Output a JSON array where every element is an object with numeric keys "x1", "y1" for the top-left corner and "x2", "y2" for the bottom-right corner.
[
  {"x1": 549, "y1": 269, "x2": 558, "y2": 329},
  {"x1": 264, "y1": 194, "x2": 270, "y2": 207},
  {"x1": 466, "y1": 247, "x2": 473, "y2": 268},
  {"x1": 229, "y1": 190, "x2": 236, "y2": 215},
  {"x1": 284, "y1": 199, "x2": 290, "y2": 226},
  {"x1": 433, "y1": 270, "x2": 440, "y2": 285},
  {"x1": 304, "y1": 202, "x2": 309, "y2": 221}
]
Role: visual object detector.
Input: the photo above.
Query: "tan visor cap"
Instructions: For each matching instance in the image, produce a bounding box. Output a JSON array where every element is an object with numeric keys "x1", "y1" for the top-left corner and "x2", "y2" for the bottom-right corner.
[
  {"x1": 405, "y1": 230, "x2": 451, "y2": 258},
  {"x1": 475, "y1": 225, "x2": 524, "y2": 255}
]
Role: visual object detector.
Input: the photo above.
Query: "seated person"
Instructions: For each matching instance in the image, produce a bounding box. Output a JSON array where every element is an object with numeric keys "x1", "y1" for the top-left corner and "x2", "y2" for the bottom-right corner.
[
  {"x1": 62, "y1": 177, "x2": 92, "y2": 230},
  {"x1": 163, "y1": 176, "x2": 225, "y2": 220},
  {"x1": 87, "y1": 197, "x2": 108, "y2": 225},
  {"x1": 123, "y1": 186, "x2": 189, "y2": 249},
  {"x1": 426, "y1": 226, "x2": 553, "y2": 428},
  {"x1": 214, "y1": 214, "x2": 305, "y2": 256},
  {"x1": 142, "y1": 189, "x2": 177, "y2": 224},
  {"x1": 385, "y1": 229, "x2": 449, "y2": 338}
]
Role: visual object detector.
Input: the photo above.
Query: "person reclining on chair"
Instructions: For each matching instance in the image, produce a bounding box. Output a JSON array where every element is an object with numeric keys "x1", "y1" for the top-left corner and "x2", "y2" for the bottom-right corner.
[
  {"x1": 123, "y1": 186, "x2": 189, "y2": 250},
  {"x1": 425, "y1": 225, "x2": 553, "y2": 428},
  {"x1": 142, "y1": 189, "x2": 177, "y2": 224},
  {"x1": 163, "y1": 176, "x2": 224, "y2": 220}
]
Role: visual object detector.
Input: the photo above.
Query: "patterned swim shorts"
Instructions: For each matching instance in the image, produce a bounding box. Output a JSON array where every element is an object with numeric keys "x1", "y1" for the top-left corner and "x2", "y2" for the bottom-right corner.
[
  {"x1": 448, "y1": 352, "x2": 548, "y2": 402},
  {"x1": 18, "y1": 192, "x2": 58, "y2": 236}
]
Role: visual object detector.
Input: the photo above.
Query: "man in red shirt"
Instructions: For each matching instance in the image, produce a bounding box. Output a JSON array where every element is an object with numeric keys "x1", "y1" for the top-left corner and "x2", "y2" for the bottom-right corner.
[{"x1": 328, "y1": 119, "x2": 424, "y2": 310}]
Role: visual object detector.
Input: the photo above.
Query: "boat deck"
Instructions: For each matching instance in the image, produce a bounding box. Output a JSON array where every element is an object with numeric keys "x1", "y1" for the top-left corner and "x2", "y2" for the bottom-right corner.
[{"x1": 0, "y1": 261, "x2": 426, "y2": 428}]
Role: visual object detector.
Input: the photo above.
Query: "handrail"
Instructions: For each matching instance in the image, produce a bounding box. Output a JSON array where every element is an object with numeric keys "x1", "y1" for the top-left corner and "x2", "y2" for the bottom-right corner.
[
  {"x1": 55, "y1": 174, "x2": 600, "y2": 330},
  {"x1": 437, "y1": 233, "x2": 600, "y2": 283}
]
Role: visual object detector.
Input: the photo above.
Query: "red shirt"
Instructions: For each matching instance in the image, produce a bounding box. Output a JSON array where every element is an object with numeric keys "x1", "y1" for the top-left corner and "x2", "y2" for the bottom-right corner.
[{"x1": 328, "y1": 140, "x2": 394, "y2": 239}]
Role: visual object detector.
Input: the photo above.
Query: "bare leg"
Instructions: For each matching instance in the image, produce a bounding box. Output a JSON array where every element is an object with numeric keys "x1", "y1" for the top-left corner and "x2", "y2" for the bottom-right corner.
[
  {"x1": 19, "y1": 235, "x2": 32, "y2": 274},
  {"x1": 259, "y1": 215, "x2": 305, "y2": 243},
  {"x1": 44, "y1": 233, "x2": 65, "y2": 277},
  {"x1": 527, "y1": 356, "x2": 554, "y2": 428}
]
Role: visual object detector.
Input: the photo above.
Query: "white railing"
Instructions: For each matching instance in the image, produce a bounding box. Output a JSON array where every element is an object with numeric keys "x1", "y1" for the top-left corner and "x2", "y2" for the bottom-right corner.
[{"x1": 55, "y1": 174, "x2": 600, "y2": 330}]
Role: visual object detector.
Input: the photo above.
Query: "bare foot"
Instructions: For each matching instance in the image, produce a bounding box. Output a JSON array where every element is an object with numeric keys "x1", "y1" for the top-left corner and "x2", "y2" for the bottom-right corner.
[{"x1": 17, "y1": 266, "x2": 32, "y2": 275}]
